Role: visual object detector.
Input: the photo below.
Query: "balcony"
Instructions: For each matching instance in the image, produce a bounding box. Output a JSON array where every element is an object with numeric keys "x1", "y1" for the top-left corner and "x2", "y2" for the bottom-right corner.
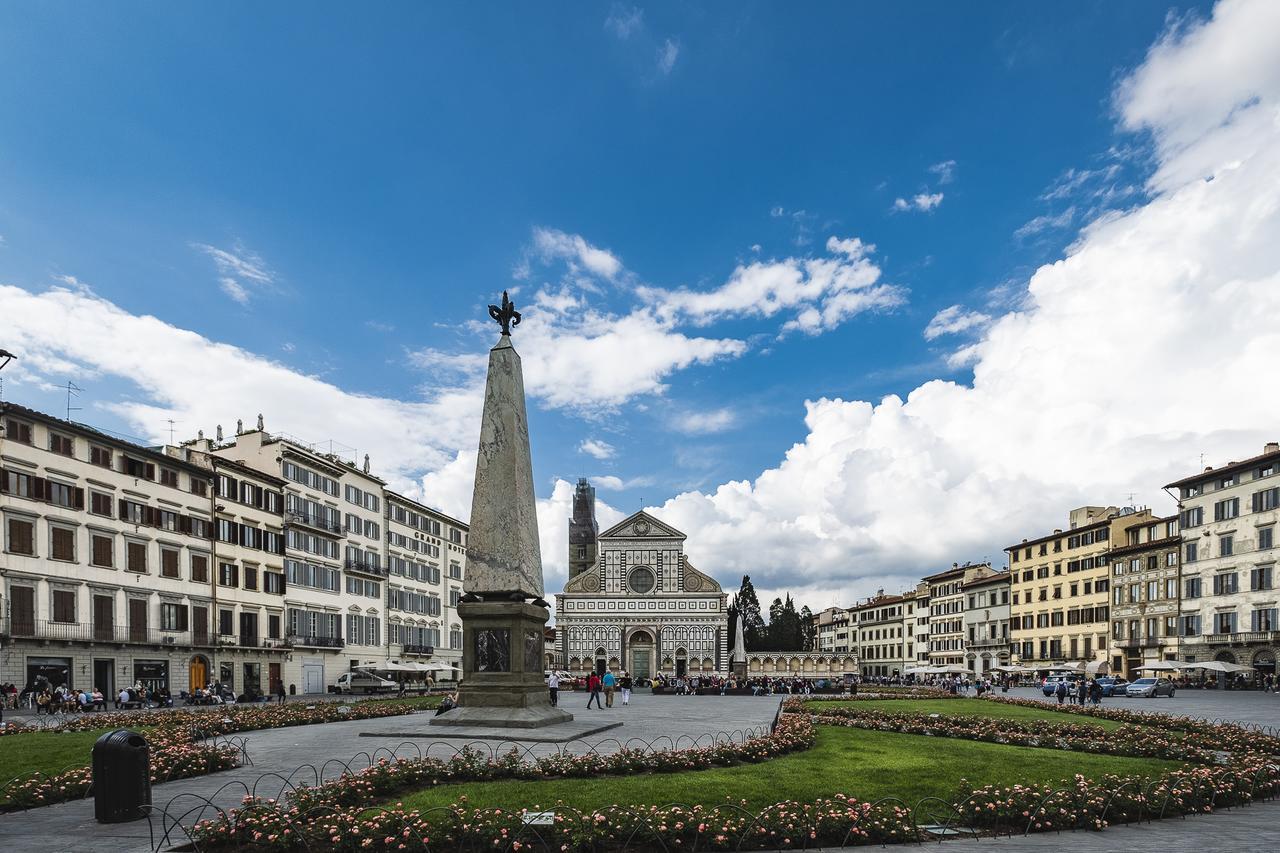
[
  {"x1": 402, "y1": 643, "x2": 434, "y2": 655},
  {"x1": 1200, "y1": 631, "x2": 1278, "y2": 645},
  {"x1": 287, "y1": 633, "x2": 344, "y2": 649},
  {"x1": 968, "y1": 637, "x2": 1010, "y2": 650},
  {"x1": 287, "y1": 512, "x2": 343, "y2": 535},
  {"x1": 0, "y1": 618, "x2": 203, "y2": 647},
  {"x1": 345, "y1": 559, "x2": 388, "y2": 579},
  {"x1": 1115, "y1": 638, "x2": 1160, "y2": 650}
]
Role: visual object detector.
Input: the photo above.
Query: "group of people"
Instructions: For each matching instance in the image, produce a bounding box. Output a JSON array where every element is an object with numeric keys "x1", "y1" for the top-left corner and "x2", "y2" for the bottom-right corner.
[
  {"x1": 580, "y1": 670, "x2": 633, "y2": 708},
  {"x1": 31, "y1": 685, "x2": 108, "y2": 713},
  {"x1": 1053, "y1": 677, "x2": 1106, "y2": 705}
]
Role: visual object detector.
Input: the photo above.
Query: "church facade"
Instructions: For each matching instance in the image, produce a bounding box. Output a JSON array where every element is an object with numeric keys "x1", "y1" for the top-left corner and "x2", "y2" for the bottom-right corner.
[{"x1": 555, "y1": 498, "x2": 728, "y2": 678}]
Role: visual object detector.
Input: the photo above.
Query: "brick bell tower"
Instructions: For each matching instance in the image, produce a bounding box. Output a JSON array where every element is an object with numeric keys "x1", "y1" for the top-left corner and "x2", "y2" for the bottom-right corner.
[{"x1": 568, "y1": 477, "x2": 598, "y2": 580}]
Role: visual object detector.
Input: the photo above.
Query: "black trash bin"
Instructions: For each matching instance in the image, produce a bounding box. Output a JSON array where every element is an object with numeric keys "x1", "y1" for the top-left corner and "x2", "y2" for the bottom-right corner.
[{"x1": 92, "y1": 729, "x2": 151, "y2": 823}]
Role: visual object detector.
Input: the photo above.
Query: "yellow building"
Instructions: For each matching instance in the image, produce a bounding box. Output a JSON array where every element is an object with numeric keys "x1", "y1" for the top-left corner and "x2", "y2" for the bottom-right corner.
[{"x1": 1006, "y1": 506, "x2": 1153, "y2": 672}]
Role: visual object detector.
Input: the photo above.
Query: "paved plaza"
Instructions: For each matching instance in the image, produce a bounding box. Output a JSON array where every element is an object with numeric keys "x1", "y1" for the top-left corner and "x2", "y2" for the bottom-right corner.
[
  {"x1": 1, "y1": 689, "x2": 1278, "y2": 851},
  {"x1": 0, "y1": 692, "x2": 782, "y2": 852},
  {"x1": 1001, "y1": 685, "x2": 1280, "y2": 729}
]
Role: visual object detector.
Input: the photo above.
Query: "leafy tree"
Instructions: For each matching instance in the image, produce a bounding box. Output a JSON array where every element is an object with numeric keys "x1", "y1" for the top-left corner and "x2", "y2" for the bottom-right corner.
[
  {"x1": 799, "y1": 605, "x2": 816, "y2": 651},
  {"x1": 736, "y1": 576, "x2": 767, "y2": 651}
]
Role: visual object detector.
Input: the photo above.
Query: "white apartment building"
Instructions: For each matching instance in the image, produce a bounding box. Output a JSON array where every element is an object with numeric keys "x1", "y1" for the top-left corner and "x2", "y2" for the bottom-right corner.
[
  {"x1": 174, "y1": 443, "x2": 291, "y2": 695},
  {"x1": 855, "y1": 592, "x2": 906, "y2": 678},
  {"x1": 384, "y1": 490, "x2": 465, "y2": 678},
  {"x1": 928, "y1": 562, "x2": 997, "y2": 667},
  {"x1": 812, "y1": 605, "x2": 851, "y2": 654},
  {"x1": 1, "y1": 403, "x2": 217, "y2": 696},
  {"x1": 208, "y1": 424, "x2": 466, "y2": 692},
  {"x1": 1170, "y1": 443, "x2": 1280, "y2": 683},
  {"x1": 963, "y1": 570, "x2": 1011, "y2": 675},
  {"x1": 906, "y1": 582, "x2": 930, "y2": 670}
]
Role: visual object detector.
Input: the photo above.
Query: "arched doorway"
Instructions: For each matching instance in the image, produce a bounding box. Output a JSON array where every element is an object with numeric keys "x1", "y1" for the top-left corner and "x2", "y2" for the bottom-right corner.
[
  {"x1": 595, "y1": 647, "x2": 607, "y2": 677},
  {"x1": 675, "y1": 647, "x2": 688, "y2": 678},
  {"x1": 189, "y1": 654, "x2": 210, "y2": 692},
  {"x1": 628, "y1": 629, "x2": 654, "y2": 680}
]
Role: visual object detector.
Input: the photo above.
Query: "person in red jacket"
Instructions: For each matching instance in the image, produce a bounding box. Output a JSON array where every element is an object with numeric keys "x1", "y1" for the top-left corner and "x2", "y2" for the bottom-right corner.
[{"x1": 586, "y1": 672, "x2": 603, "y2": 709}]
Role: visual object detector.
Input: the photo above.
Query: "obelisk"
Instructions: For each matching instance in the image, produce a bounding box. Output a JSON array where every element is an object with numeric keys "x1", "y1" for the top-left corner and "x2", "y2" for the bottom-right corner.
[{"x1": 431, "y1": 292, "x2": 573, "y2": 728}]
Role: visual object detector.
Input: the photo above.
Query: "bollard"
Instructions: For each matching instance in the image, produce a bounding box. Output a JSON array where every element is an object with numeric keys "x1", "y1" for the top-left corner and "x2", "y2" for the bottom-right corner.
[{"x1": 92, "y1": 729, "x2": 151, "y2": 823}]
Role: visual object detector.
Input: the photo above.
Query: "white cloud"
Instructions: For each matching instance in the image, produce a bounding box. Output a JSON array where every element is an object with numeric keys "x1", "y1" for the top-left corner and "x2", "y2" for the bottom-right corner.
[
  {"x1": 525, "y1": 227, "x2": 622, "y2": 280},
  {"x1": 192, "y1": 242, "x2": 273, "y2": 305},
  {"x1": 0, "y1": 282, "x2": 480, "y2": 501},
  {"x1": 578, "y1": 438, "x2": 616, "y2": 459},
  {"x1": 656, "y1": 38, "x2": 680, "y2": 75},
  {"x1": 928, "y1": 160, "x2": 957, "y2": 184},
  {"x1": 641, "y1": 234, "x2": 906, "y2": 335},
  {"x1": 893, "y1": 192, "x2": 944, "y2": 213},
  {"x1": 923, "y1": 305, "x2": 992, "y2": 341},
  {"x1": 645, "y1": 0, "x2": 1280, "y2": 603},
  {"x1": 604, "y1": 5, "x2": 643, "y2": 39},
  {"x1": 1014, "y1": 207, "x2": 1077, "y2": 240},
  {"x1": 674, "y1": 407, "x2": 736, "y2": 435}
]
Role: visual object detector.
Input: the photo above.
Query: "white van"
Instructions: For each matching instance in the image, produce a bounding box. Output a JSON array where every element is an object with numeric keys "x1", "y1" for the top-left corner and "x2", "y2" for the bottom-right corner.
[{"x1": 335, "y1": 671, "x2": 398, "y2": 695}]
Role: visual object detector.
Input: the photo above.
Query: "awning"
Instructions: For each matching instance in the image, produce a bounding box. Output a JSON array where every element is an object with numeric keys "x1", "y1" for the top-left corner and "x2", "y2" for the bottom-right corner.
[
  {"x1": 1181, "y1": 661, "x2": 1253, "y2": 673},
  {"x1": 1137, "y1": 661, "x2": 1183, "y2": 672},
  {"x1": 1084, "y1": 660, "x2": 1109, "y2": 676}
]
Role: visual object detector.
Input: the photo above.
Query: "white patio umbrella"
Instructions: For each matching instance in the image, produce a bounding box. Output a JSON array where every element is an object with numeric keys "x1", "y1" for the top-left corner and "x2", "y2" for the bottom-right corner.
[
  {"x1": 1083, "y1": 660, "x2": 1110, "y2": 676},
  {"x1": 1137, "y1": 661, "x2": 1183, "y2": 672},
  {"x1": 1182, "y1": 661, "x2": 1253, "y2": 673}
]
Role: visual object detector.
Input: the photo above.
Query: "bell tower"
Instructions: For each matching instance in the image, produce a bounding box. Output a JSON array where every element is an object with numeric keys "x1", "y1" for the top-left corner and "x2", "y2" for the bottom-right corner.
[{"x1": 568, "y1": 477, "x2": 598, "y2": 579}]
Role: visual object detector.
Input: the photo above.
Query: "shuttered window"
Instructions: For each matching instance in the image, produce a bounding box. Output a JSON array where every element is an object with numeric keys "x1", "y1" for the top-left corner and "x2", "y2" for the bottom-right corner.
[
  {"x1": 50, "y1": 526, "x2": 75, "y2": 561},
  {"x1": 161, "y1": 548, "x2": 180, "y2": 578},
  {"x1": 6, "y1": 517, "x2": 34, "y2": 555},
  {"x1": 52, "y1": 589, "x2": 76, "y2": 623},
  {"x1": 127, "y1": 541, "x2": 147, "y2": 572},
  {"x1": 91, "y1": 534, "x2": 114, "y2": 567}
]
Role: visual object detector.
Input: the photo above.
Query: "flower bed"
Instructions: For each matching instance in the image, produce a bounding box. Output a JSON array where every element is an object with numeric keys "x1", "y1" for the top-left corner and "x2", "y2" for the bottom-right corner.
[
  {"x1": 0, "y1": 698, "x2": 425, "y2": 811},
  {"x1": 190, "y1": 759, "x2": 1280, "y2": 850},
  {"x1": 788, "y1": 696, "x2": 1280, "y2": 760}
]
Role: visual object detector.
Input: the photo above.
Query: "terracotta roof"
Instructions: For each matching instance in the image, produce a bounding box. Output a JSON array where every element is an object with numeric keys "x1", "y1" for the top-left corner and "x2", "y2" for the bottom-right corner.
[{"x1": 1164, "y1": 447, "x2": 1280, "y2": 490}]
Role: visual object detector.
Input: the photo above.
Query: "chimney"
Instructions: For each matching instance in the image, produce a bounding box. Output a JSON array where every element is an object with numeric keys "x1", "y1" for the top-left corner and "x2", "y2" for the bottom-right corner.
[{"x1": 1267, "y1": 442, "x2": 1279, "y2": 454}]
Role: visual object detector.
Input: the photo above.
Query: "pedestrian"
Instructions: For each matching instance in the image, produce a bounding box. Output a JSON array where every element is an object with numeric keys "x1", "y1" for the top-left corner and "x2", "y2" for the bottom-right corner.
[
  {"x1": 1055, "y1": 679, "x2": 1067, "y2": 705},
  {"x1": 619, "y1": 671, "x2": 632, "y2": 706},
  {"x1": 547, "y1": 671, "x2": 560, "y2": 707},
  {"x1": 586, "y1": 672, "x2": 603, "y2": 709},
  {"x1": 275, "y1": 679, "x2": 287, "y2": 705},
  {"x1": 603, "y1": 669, "x2": 616, "y2": 707},
  {"x1": 1077, "y1": 679, "x2": 1087, "y2": 705}
]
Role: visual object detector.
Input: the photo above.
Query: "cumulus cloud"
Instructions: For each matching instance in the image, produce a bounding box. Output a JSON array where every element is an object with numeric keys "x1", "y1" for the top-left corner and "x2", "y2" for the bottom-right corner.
[
  {"x1": 892, "y1": 192, "x2": 944, "y2": 213},
  {"x1": 578, "y1": 438, "x2": 616, "y2": 459},
  {"x1": 647, "y1": 0, "x2": 1280, "y2": 603},
  {"x1": 192, "y1": 242, "x2": 273, "y2": 305},
  {"x1": 520, "y1": 227, "x2": 623, "y2": 281},
  {"x1": 641, "y1": 235, "x2": 906, "y2": 335},
  {"x1": 0, "y1": 282, "x2": 479, "y2": 500},
  {"x1": 923, "y1": 305, "x2": 992, "y2": 341}
]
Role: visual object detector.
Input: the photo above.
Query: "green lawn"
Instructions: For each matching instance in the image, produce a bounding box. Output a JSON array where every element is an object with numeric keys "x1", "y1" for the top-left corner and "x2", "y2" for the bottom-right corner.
[
  {"x1": 392, "y1": 725, "x2": 1182, "y2": 813},
  {"x1": 0, "y1": 727, "x2": 118, "y2": 787},
  {"x1": 806, "y1": 698, "x2": 1131, "y2": 731}
]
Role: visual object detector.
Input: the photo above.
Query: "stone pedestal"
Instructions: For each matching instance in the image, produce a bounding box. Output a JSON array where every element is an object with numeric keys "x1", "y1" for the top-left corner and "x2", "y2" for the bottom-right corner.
[
  {"x1": 732, "y1": 661, "x2": 748, "y2": 680},
  {"x1": 430, "y1": 600, "x2": 573, "y2": 728}
]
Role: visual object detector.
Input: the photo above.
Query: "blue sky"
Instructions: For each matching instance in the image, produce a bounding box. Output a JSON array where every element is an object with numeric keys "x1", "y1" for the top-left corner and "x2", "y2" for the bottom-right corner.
[{"x1": 6, "y1": 1, "x2": 1277, "y2": 607}]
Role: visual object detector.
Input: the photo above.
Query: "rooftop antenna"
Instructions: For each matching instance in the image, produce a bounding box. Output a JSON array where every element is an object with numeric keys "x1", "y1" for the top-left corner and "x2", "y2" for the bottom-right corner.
[
  {"x1": 64, "y1": 381, "x2": 82, "y2": 421},
  {"x1": 1125, "y1": 492, "x2": 1137, "y2": 505},
  {"x1": 166, "y1": 418, "x2": 181, "y2": 444},
  {"x1": 1200, "y1": 452, "x2": 1206, "y2": 468}
]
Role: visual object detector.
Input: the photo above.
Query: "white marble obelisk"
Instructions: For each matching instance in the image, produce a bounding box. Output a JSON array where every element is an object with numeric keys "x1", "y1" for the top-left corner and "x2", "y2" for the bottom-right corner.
[
  {"x1": 431, "y1": 293, "x2": 572, "y2": 728},
  {"x1": 463, "y1": 334, "x2": 544, "y2": 600}
]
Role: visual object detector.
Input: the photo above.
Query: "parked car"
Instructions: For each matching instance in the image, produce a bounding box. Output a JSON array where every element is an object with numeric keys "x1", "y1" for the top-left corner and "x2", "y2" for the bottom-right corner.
[
  {"x1": 1041, "y1": 674, "x2": 1082, "y2": 696},
  {"x1": 1096, "y1": 676, "x2": 1129, "y2": 697},
  {"x1": 335, "y1": 671, "x2": 398, "y2": 695},
  {"x1": 1125, "y1": 677, "x2": 1176, "y2": 698}
]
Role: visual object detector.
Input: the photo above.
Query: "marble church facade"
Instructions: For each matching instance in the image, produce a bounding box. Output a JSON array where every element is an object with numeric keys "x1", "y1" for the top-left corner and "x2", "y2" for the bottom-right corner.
[{"x1": 555, "y1": 501, "x2": 728, "y2": 678}]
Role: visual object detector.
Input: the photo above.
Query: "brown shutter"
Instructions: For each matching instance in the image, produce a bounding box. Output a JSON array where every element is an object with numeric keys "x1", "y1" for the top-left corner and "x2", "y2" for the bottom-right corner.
[
  {"x1": 118, "y1": 498, "x2": 128, "y2": 520},
  {"x1": 73, "y1": 487, "x2": 85, "y2": 509}
]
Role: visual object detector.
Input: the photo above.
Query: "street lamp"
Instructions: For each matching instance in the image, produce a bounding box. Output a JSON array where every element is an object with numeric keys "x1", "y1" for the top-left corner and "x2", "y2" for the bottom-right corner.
[{"x1": 0, "y1": 349, "x2": 14, "y2": 371}]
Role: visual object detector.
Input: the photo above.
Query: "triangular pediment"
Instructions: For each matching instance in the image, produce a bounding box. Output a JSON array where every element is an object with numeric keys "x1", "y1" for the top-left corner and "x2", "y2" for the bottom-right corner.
[{"x1": 599, "y1": 510, "x2": 686, "y2": 541}]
